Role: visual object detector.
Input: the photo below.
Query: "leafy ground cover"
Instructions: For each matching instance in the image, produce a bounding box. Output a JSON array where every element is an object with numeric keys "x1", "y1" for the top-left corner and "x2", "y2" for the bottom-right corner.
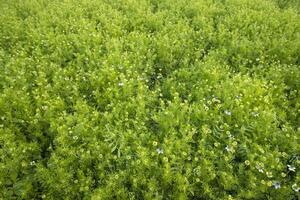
[{"x1": 0, "y1": 0, "x2": 299, "y2": 199}]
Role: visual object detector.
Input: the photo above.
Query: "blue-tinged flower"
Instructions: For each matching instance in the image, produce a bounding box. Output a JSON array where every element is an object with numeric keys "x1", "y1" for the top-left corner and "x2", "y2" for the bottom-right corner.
[
  {"x1": 156, "y1": 148, "x2": 163, "y2": 154},
  {"x1": 287, "y1": 164, "x2": 296, "y2": 172},
  {"x1": 272, "y1": 181, "x2": 281, "y2": 189}
]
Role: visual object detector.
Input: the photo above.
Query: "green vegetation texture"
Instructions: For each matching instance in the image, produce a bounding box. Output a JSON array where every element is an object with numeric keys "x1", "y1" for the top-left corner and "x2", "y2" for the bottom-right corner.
[{"x1": 0, "y1": 0, "x2": 300, "y2": 199}]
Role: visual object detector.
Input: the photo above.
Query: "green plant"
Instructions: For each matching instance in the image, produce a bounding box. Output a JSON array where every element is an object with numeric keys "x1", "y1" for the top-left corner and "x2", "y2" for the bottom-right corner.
[{"x1": 0, "y1": 0, "x2": 299, "y2": 199}]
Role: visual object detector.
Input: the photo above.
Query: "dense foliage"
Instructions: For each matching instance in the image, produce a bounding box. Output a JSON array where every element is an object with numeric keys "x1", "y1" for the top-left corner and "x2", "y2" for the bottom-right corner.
[{"x1": 0, "y1": 0, "x2": 300, "y2": 199}]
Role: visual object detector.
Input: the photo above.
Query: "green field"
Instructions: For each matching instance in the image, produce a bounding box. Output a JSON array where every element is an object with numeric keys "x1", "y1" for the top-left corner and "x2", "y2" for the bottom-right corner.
[{"x1": 0, "y1": 0, "x2": 300, "y2": 199}]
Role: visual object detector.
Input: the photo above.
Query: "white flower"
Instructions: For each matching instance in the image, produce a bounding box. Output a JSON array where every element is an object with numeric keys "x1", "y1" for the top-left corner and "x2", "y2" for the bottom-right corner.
[
  {"x1": 292, "y1": 184, "x2": 300, "y2": 192},
  {"x1": 118, "y1": 82, "x2": 124, "y2": 87},
  {"x1": 30, "y1": 161, "x2": 36, "y2": 166},
  {"x1": 287, "y1": 164, "x2": 296, "y2": 172},
  {"x1": 225, "y1": 145, "x2": 231, "y2": 152},
  {"x1": 266, "y1": 171, "x2": 273, "y2": 178},
  {"x1": 235, "y1": 95, "x2": 241, "y2": 99},
  {"x1": 256, "y1": 164, "x2": 264, "y2": 173},
  {"x1": 244, "y1": 160, "x2": 250, "y2": 166},
  {"x1": 224, "y1": 110, "x2": 232, "y2": 116},
  {"x1": 272, "y1": 181, "x2": 281, "y2": 189},
  {"x1": 251, "y1": 112, "x2": 259, "y2": 117},
  {"x1": 204, "y1": 105, "x2": 209, "y2": 111},
  {"x1": 156, "y1": 148, "x2": 163, "y2": 154},
  {"x1": 212, "y1": 97, "x2": 220, "y2": 103}
]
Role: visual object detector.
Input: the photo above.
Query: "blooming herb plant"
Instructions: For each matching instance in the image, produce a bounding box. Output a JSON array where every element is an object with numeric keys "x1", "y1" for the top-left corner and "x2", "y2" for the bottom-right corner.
[{"x1": 0, "y1": 0, "x2": 299, "y2": 199}]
